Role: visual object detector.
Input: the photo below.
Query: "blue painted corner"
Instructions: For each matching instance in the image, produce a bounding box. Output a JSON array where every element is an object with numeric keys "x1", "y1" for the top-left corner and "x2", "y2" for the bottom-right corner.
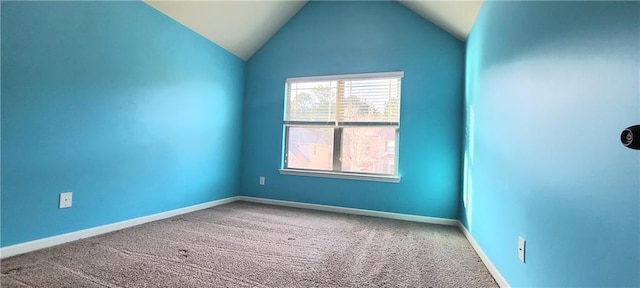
[
  {"x1": 240, "y1": 1, "x2": 465, "y2": 219},
  {"x1": 1, "y1": 1, "x2": 245, "y2": 247}
]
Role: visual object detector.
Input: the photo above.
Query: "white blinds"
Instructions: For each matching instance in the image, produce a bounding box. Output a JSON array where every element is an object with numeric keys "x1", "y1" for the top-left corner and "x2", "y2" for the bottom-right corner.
[
  {"x1": 285, "y1": 72, "x2": 402, "y2": 126},
  {"x1": 286, "y1": 81, "x2": 337, "y2": 123}
]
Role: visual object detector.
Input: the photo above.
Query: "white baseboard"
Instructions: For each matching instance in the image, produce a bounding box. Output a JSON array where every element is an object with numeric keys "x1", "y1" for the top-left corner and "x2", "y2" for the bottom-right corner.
[
  {"x1": 237, "y1": 196, "x2": 458, "y2": 226},
  {"x1": 2, "y1": 194, "x2": 509, "y2": 288},
  {"x1": 0, "y1": 196, "x2": 239, "y2": 259},
  {"x1": 458, "y1": 221, "x2": 510, "y2": 288}
]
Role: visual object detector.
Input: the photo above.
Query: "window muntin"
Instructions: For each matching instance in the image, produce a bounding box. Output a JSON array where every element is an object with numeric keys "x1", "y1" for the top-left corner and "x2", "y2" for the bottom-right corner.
[{"x1": 283, "y1": 71, "x2": 402, "y2": 177}]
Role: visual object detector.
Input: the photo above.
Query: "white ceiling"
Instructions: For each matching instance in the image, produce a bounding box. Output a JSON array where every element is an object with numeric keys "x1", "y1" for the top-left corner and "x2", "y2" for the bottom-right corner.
[
  {"x1": 143, "y1": 0, "x2": 307, "y2": 60},
  {"x1": 398, "y1": 1, "x2": 483, "y2": 40},
  {"x1": 143, "y1": 0, "x2": 482, "y2": 61}
]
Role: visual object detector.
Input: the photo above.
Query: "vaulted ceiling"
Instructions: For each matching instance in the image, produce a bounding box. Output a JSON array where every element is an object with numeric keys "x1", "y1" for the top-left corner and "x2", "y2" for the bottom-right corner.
[{"x1": 143, "y1": 1, "x2": 483, "y2": 61}]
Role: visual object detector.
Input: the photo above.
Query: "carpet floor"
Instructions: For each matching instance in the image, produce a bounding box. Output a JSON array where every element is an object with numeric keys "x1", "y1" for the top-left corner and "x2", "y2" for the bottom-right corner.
[{"x1": 1, "y1": 201, "x2": 498, "y2": 287}]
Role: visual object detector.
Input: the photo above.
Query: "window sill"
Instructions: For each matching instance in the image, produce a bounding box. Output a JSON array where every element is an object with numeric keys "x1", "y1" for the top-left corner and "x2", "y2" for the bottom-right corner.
[{"x1": 278, "y1": 169, "x2": 400, "y2": 183}]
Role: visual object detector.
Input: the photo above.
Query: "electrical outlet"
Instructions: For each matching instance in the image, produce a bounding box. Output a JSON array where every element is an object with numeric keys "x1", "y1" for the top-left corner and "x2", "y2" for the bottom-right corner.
[
  {"x1": 259, "y1": 176, "x2": 265, "y2": 186},
  {"x1": 518, "y1": 236, "x2": 526, "y2": 263},
  {"x1": 59, "y1": 192, "x2": 73, "y2": 209}
]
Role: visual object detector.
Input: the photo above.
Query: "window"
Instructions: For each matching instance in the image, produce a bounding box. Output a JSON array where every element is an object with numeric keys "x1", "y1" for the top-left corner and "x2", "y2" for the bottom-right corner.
[{"x1": 280, "y1": 71, "x2": 403, "y2": 182}]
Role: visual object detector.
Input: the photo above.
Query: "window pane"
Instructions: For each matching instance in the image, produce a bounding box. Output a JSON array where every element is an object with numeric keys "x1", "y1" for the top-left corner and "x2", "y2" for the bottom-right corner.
[
  {"x1": 287, "y1": 127, "x2": 334, "y2": 171},
  {"x1": 286, "y1": 81, "x2": 337, "y2": 122},
  {"x1": 341, "y1": 127, "x2": 396, "y2": 174},
  {"x1": 337, "y1": 78, "x2": 401, "y2": 123}
]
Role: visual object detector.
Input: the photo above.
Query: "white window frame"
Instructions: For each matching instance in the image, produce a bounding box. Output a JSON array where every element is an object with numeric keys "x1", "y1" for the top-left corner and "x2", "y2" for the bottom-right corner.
[{"x1": 278, "y1": 71, "x2": 403, "y2": 183}]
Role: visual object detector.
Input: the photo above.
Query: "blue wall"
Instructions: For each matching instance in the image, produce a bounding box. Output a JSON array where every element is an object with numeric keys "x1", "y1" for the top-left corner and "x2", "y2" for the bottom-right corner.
[
  {"x1": 1, "y1": 1, "x2": 245, "y2": 247},
  {"x1": 241, "y1": 1, "x2": 465, "y2": 219},
  {"x1": 463, "y1": 1, "x2": 640, "y2": 286}
]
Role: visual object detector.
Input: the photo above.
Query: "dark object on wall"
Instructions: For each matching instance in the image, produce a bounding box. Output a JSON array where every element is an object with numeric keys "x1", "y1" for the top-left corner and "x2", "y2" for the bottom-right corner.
[{"x1": 621, "y1": 125, "x2": 640, "y2": 150}]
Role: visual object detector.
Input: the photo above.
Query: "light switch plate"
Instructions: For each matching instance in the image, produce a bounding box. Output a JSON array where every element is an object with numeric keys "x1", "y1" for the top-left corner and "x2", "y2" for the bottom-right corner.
[
  {"x1": 518, "y1": 236, "x2": 526, "y2": 263},
  {"x1": 59, "y1": 192, "x2": 73, "y2": 209}
]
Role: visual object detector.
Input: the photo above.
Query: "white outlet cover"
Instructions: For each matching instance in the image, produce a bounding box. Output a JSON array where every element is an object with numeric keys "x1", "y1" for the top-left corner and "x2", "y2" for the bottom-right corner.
[
  {"x1": 259, "y1": 177, "x2": 265, "y2": 186},
  {"x1": 59, "y1": 192, "x2": 73, "y2": 209},
  {"x1": 518, "y1": 236, "x2": 526, "y2": 263}
]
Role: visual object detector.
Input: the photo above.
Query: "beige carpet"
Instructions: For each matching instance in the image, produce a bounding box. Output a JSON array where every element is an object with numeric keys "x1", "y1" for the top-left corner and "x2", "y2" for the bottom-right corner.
[{"x1": 1, "y1": 201, "x2": 497, "y2": 287}]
